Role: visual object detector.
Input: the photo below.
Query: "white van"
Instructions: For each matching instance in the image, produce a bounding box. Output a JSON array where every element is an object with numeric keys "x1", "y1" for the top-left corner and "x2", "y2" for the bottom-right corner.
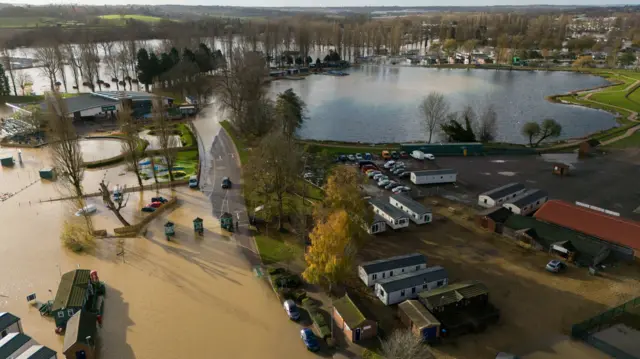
[{"x1": 411, "y1": 150, "x2": 424, "y2": 160}]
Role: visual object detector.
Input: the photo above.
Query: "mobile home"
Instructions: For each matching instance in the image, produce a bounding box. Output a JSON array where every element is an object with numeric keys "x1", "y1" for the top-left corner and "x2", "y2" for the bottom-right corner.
[
  {"x1": 15, "y1": 345, "x2": 58, "y2": 359},
  {"x1": 358, "y1": 253, "x2": 428, "y2": 287},
  {"x1": 0, "y1": 333, "x2": 36, "y2": 359},
  {"x1": 503, "y1": 189, "x2": 548, "y2": 216},
  {"x1": 410, "y1": 169, "x2": 457, "y2": 185},
  {"x1": 375, "y1": 266, "x2": 448, "y2": 305},
  {"x1": 477, "y1": 183, "x2": 526, "y2": 208},
  {"x1": 365, "y1": 215, "x2": 387, "y2": 235},
  {"x1": 0, "y1": 313, "x2": 22, "y2": 339},
  {"x1": 389, "y1": 194, "x2": 432, "y2": 224},
  {"x1": 369, "y1": 199, "x2": 409, "y2": 230}
]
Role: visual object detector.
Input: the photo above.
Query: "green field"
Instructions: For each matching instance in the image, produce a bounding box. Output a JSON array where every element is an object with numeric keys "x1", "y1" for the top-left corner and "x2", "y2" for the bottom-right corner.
[
  {"x1": 602, "y1": 130, "x2": 640, "y2": 149},
  {"x1": 98, "y1": 14, "x2": 170, "y2": 23}
]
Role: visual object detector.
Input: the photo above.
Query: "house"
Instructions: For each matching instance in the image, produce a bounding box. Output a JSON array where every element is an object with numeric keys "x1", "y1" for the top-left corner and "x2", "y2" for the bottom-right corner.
[
  {"x1": 502, "y1": 189, "x2": 548, "y2": 216},
  {"x1": 0, "y1": 313, "x2": 22, "y2": 338},
  {"x1": 52, "y1": 269, "x2": 95, "y2": 329},
  {"x1": 375, "y1": 266, "x2": 448, "y2": 306},
  {"x1": 398, "y1": 300, "x2": 441, "y2": 342},
  {"x1": 389, "y1": 194, "x2": 432, "y2": 225},
  {"x1": 0, "y1": 333, "x2": 36, "y2": 359},
  {"x1": 365, "y1": 215, "x2": 387, "y2": 235},
  {"x1": 369, "y1": 198, "x2": 409, "y2": 230},
  {"x1": 63, "y1": 311, "x2": 97, "y2": 359},
  {"x1": 535, "y1": 200, "x2": 640, "y2": 253},
  {"x1": 332, "y1": 294, "x2": 377, "y2": 343},
  {"x1": 475, "y1": 207, "x2": 513, "y2": 233},
  {"x1": 358, "y1": 253, "x2": 428, "y2": 287},
  {"x1": 15, "y1": 345, "x2": 58, "y2": 359},
  {"x1": 410, "y1": 169, "x2": 457, "y2": 185},
  {"x1": 477, "y1": 183, "x2": 526, "y2": 208}
]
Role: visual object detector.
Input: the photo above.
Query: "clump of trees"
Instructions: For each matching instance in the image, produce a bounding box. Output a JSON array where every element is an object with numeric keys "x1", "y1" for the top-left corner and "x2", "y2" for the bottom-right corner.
[{"x1": 521, "y1": 118, "x2": 562, "y2": 147}]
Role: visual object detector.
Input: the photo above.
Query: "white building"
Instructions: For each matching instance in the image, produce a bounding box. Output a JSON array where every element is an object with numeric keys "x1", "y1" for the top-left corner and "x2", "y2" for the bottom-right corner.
[
  {"x1": 0, "y1": 333, "x2": 37, "y2": 359},
  {"x1": 0, "y1": 313, "x2": 22, "y2": 339},
  {"x1": 503, "y1": 189, "x2": 549, "y2": 216},
  {"x1": 365, "y1": 215, "x2": 387, "y2": 235},
  {"x1": 370, "y1": 199, "x2": 409, "y2": 230},
  {"x1": 15, "y1": 345, "x2": 57, "y2": 359},
  {"x1": 358, "y1": 253, "x2": 428, "y2": 287},
  {"x1": 375, "y1": 266, "x2": 448, "y2": 305},
  {"x1": 389, "y1": 194, "x2": 432, "y2": 225},
  {"x1": 478, "y1": 183, "x2": 527, "y2": 208},
  {"x1": 410, "y1": 169, "x2": 457, "y2": 185}
]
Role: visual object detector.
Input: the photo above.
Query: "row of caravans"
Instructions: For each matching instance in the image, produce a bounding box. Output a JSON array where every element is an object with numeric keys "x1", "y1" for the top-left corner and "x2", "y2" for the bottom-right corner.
[{"x1": 367, "y1": 194, "x2": 433, "y2": 234}]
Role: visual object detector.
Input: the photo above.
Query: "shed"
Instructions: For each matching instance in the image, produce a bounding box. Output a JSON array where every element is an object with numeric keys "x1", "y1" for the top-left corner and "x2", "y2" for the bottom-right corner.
[
  {"x1": 389, "y1": 194, "x2": 432, "y2": 224},
  {"x1": 419, "y1": 281, "x2": 490, "y2": 313},
  {"x1": 52, "y1": 270, "x2": 93, "y2": 328},
  {"x1": 365, "y1": 215, "x2": 387, "y2": 235},
  {"x1": 398, "y1": 300, "x2": 441, "y2": 342},
  {"x1": 0, "y1": 155, "x2": 14, "y2": 167},
  {"x1": 63, "y1": 310, "x2": 96, "y2": 359},
  {"x1": 410, "y1": 169, "x2": 457, "y2": 185},
  {"x1": 579, "y1": 139, "x2": 600, "y2": 158},
  {"x1": 477, "y1": 183, "x2": 526, "y2": 208},
  {"x1": 552, "y1": 163, "x2": 570, "y2": 176},
  {"x1": 15, "y1": 345, "x2": 58, "y2": 359},
  {"x1": 359, "y1": 253, "x2": 428, "y2": 287},
  {"x1": 0, "y1": 333, "x2": 36, "y2": 359},
  {"x1": 502, "y1": 189, "x2": 548, "y2": 216},
  {"x1": 475, "y1": 207, "x2": 513, "y2": 233},
  {"x1": 39, "y1": 168, "x2": 55, "y2": 180},
  {"x1": 0, "y1": 312, "x2": 22, "y2": 338},
  {"x1": 369, "y1": 198, "x2": 409, "y2": 230},
  {"x1": 332, "y1": 294, "x2": 377, "y2": 342},
  {"x1": 375, "y1": 266, "x2": 448, "y2": 306}
]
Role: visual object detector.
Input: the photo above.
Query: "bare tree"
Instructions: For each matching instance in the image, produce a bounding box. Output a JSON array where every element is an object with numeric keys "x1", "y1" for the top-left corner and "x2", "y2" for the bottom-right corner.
[
  {"x1": 34, "y1": 46, "x2": 60, "y2": 91},
  {"x1": 98, "y1": 180, "x2": 130, "y2": 226},
  {"x1": 54, "y1": 47, "x2": 68, "y2": 93},
  {"x1": 102, "y1": 41, "x2": 121, "y2": 90},
  {"x1": 152, "y1": 98, "x2": 178, "y2": 182},
  {"x1": 79, "y1": 43, "x2": 99, "y2": 92},
  {"x1": 64, "y1": 44, "x2": 82, "y2": 92},
  {"x1": 419, "y1": 92, "x2": 449, "y2": 143},
  {"x1": 15, "y1": 72, "x2": 33, "y2": 96},
  {"x1": 118, "y1": 101, "x2": 145, "y2": 187},
  {"x1": 115, "y1": 44, "x2": 131, "y2": 91},
  {"x1": 381, "y1": 329, "x2": 434, "y2": 359},
  {"x1": 476, "y1": 104, "x2": 498, "y2": 142},
  {"x1": 1, "y1": 48, "x2": 17, "y2": 96}
]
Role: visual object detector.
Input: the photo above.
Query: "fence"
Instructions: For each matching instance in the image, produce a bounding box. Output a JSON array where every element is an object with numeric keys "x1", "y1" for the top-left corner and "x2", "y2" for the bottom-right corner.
[{"x1": 114, "y1": 197, "x2": 178, "y2": 236}]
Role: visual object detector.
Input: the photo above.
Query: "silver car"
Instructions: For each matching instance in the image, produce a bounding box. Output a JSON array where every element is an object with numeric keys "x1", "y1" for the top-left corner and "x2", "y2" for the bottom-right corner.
[{"x1": 385, "y1": 181, "x2": 398, "y2": 190}]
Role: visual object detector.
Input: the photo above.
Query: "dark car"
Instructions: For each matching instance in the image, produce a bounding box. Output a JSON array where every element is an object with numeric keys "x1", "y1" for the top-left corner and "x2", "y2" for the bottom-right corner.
[
  {"x1": 400, "y1": 151, "x2": 409, "y2": 159},
  {"x1": 338, "y1": 154, "x2": 347, "y2": 162},
  {"x1": 300, "y1": 328, "x2": 320, "y2": 352},
  {"x1": 364, "y1": 153, "x2": 372, "y2": 160},
  {"x1": 358, "y1": 160, "x2": 376, "y2": 168},
  {"x1": 221, "y1": 177, "x2": 232, "y2": 189},
  {"x1": 391, "y1": 151, "x2": 400, "y2": 160}
]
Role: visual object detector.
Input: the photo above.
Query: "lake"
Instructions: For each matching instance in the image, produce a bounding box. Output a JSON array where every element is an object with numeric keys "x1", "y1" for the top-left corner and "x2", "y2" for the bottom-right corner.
[{"x1": 268, "y1": 66, "x2": 616, "y2": 144}]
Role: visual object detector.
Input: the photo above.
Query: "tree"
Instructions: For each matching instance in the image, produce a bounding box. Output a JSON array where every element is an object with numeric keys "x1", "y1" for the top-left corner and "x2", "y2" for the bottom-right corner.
[
  {"x1": 276, "y1": 88, "x2": 306, "y2": 140},
  {"x1": 303, "y1": 209, "x2": 355, "y2": 293},
  {"x1": 521, "y1": 119, "x2": 562, "y2": 147},
  {"x1": 151, "y1": 98, "x2": 178, "y2": 182},
  {"x1": 572, "y1": 55, "x2": 595, "y2": 68},
  {"x1": 476, "y1": 105, "x2": 498, "y2": 142},
  {"x1": 15, "y1": 72, "x2": 32, "y2": 96},
  {"x1": 98, "y1": 180, "x2": 130, "y2": 226},
  {"x1": 419, "y1": 92, "x2": 449, "y2": 143},
  {"x1": 34, "y1": 46, "x2": 60, "y2": 91},
  {"x1": 619, "y1": 51, "x2": 637, "y2": 67},
  {"x1": 64, "y1": 44, "x2": 82, "y2": 93},
  {"x1": 79, "y1": 43, "x2": 100, "y2": 92},
  {"x1": 1, "y1": 48, "x2": 17, "y2": 96},
  {"x1": 443, "y1": 38, "x2": 458, "y2": 58},
  {"x1": 118, "y1": 101, "x2": 145, "y2": 187},
  {"x1": 0, "y1": 63, "x2": 9, "y2": 96},
  {"x1": 440, "y1": 109, "x2": 476, "y2": 143},
  {"x1": 521, "y1": 121, "x2": 541, "y2": 147},
  {"x1": 381, "y1": 329, "x2": 434, "y2": 359}
]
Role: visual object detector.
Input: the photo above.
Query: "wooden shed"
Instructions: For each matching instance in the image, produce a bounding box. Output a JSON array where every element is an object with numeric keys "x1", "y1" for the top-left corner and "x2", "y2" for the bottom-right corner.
[
  {"x1": 475, "y1": 207, "x2": 513, "y2": 233},
  {"x1": 552, "y1": 163, "x2": 570, "y2": 177},
  {"x1": 332, "y1": 294, "x2": 377, "y2": 343},
  {"x1": 398, "y1": 300, "x2": 441, "y2": 342},
  {"x1": 63, "y1": 310, "x2": 96, "y2": 359}
]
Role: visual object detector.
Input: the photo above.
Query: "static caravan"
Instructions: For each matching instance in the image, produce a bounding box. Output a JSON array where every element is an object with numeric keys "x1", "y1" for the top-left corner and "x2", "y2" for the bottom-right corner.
[
  {"x1": 410, "y1": 169, "x2": 457, "y2": 185},
  {"x1": 375, "y1": 266, "x2": 448, "y2": 305},
  {"x1": 358, "y1": 253, "x2": 428, "y2": 287},
  {"x1": 369, "y1": 199, "x2": 409, "y2": 230},
  {"x1": 389, "y1": 194, "x2": 432, "y2": 225},
  {"x1": 15, "y1": 345, "x2": 58, "y2": 359},
  {"x1": 0, "y1": 313, "x2": 22, "y2": 339},
  {"x1": 365, "y1": 215, "x2": 387, "y2": 235},
  {"x1": 503, "y1": 189, "x2": 548, "y2": 216},
  {"x1": 0, "y1": 333, "x2": 36, "y2": 359},
  {"x1": 478, "y1": 183, "x2": 526, "y2": 208}
]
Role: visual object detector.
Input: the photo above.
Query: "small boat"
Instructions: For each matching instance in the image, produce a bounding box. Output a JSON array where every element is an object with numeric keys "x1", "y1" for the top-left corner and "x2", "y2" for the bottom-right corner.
[{"x1": 75, "y1": 204, "x2": 97, "y2": 217}]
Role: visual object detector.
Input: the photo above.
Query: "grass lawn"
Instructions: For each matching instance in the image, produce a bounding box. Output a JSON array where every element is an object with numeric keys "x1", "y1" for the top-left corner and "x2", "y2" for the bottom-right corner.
[
  {"x1": 176, "y1": 150, "x2": 198, "y2": 161},
  {"x1": 220, "y1": 121, "x2": 249, "y2": 164},
  {"x1": 0, "y1": 17, "x2": 57, "y2": 28},
  {"x1": 98, "y1": 14, "x2": 169, "y2": 23},
  {"x1": 590, "y1": 91, "x2": 640, "y2": 113},
  {"x1": 602, "y1": 130, "x2": 640, "y2": 149},
  {"x1": 254, "y1": 231, "x2": 305, "y2": 265},
  {"x1": 177, "y1": 124, "x2": 196, "y2": 147}
]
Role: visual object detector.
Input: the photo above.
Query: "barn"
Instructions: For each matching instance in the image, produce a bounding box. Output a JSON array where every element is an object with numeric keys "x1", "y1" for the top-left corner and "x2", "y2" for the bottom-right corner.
[
  {"x1": 502, "y1": 189, "x2": 548, "y2": 216},
  {"x1": 389, "y1": 194, "x2": 432, "y2": 225},
  {"x1": 358, "y1": 253, "x2": 428, "y2": 287},
  {"x1": 477, "y1": 183, "x2": 526, "y2": 208},
  {"x1": 398, "y1": 300, "x2": 441, "y2": 343},
  {"x1": 375, "y1": 266, "x2": 448, "y2": 306}
]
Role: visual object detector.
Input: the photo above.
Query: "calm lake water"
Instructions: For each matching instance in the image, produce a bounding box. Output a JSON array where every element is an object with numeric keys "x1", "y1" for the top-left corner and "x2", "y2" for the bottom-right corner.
[{"x1": 268, "y1": 66, "x2": 616, "y2": 144}]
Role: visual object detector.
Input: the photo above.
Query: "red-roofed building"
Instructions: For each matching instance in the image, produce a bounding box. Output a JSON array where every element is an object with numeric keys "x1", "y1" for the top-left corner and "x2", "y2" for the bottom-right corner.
[{"x1": 534, "y1": 200, "x2": 640, "y2": 252}]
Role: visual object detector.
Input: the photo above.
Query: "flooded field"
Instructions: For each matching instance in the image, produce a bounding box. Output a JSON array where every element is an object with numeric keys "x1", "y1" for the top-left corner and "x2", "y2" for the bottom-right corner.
[
  {"x1": 0, "y1": 147, "x2": 317, "y2": 359},
  {"x1": 80, "y1": 139, "x2": 124, "y2": 162}
]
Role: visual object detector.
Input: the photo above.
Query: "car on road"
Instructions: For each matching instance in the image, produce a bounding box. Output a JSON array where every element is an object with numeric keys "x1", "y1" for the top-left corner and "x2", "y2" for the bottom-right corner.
[
  {"x1": 364, "y1": 153, "x2": 372, "y2": 160},
  {"x1": 301, "y1": 328, "x2": 320, "y2": 352},
  {"x1": 347, "y1": 154, "x2": 356, "y2": 161},
  {"x1": 189, "y1": 175, "x2": 198, "y2": 189},
  {"x1": 385, "y1": 181, "x2": 398, "y2": 190},
  {"x1": 381, "y1": 150, "x2": 391, "y2": 160},
  {"x1": 367, "y1": 171, "x2": 381, "y2": 178},
  {"x1": 392, "y1": 186, "x2": 411, "y2": 194},
  {"x1": 283, "y1": 299, "x2": 301, "y2": 321},
  {"x1": 355, "y1": 153, "x2": 363, "y2": 161},
  {"x1": 545, "y1": 260, "x2": 567, "y2": 273},
  {"x1": 425, "y1": 153, "x2": 435, "y2": 160},
  {"x1": 400, "y1": 151, "x2": 409, "y2": 159},
  {"x1": 383, "y1": 160, "x2": 396, "y2": 169},
  {"x1": 378, "y1": 179, "x2": 390, "y2": 187},
  {"x1": 221, "y1": 177, "x2": 232, "y2": 189},
  {"x1": 391, "y1": 151, "x2": 400, "y2": 159}
]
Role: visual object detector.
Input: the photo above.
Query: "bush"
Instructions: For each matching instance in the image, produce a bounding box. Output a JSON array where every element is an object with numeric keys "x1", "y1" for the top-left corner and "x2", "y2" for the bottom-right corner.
[
  {"x1": 268, "y1": 267, "x2": 285, "y2": 276},
  {"x1": 317, "y1": 325, "x2": 331, "y2": 339},
  {"x1": 309, "y1": 310, "x2": 327, "y2": 327},
  {"x1": 301, "y1": 297, "x2": 314, "y2": 310},
  {"x1": 60, "y1": 221, "x2": 95, "y2": 252},
  {"x1": 292, "y1": 289, "x2": 307, "y2": 303}
]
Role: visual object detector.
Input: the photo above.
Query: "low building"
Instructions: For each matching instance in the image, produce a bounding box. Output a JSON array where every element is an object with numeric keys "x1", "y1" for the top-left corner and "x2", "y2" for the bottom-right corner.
[
  {"x1": 369, "y1": 198, "x2": 409, "y2": 230},
  {"x1": 365, "y1": 215, "x2": 387, "y2": 235},
  {"x1": 332, "y1": 294, "x2": 377, "y2": 343},
  {"x1": 0, "y1": 312, "x2": 22, "y2": 338},
  {"x1": 15, "y1": 345, "x2": 58, "y2": 359},
  {"x1": 0, "y1": 333, "x2": 36, "y2": 359},
  {"x1": 410, "y1": 169, "x2": 457, "y2": 185},
  {"x1": 389, "y1": 194, "x2": 432, "y2": 225},
  {"x1": 359, "y1": 253, "x2": 428, "y2": 287},
  {"x1": 475, "y1": 207, "x2": 513, "y2": 233},
  {"x1": 398, "y1": 300, "x2": 441, "y2": 343},
  {"x1": 477, "y1": 183, "x2": 526, "y2": 208},
  {"x1": 502, "y1": 189, "x2": 548, "y2": 216},
  {"x1": 552, "y1": 163, "x2": 571, "y2": 176},
  {"x1": 63, "y1": 311, "x2": 97, "y2": 359},
  {"x1": 375, "y1": 266, "x2": 448, "y2": 306},
  {"x1": 52, "y1": 269, "x2": 94, "y2": 329}
]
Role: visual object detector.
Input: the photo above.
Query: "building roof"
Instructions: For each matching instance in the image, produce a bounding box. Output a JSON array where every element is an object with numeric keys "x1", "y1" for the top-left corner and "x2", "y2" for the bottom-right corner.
[
  {"x1": 369, "y1": 198, "x2": 408, "y2": 220},
  {"x1": 391, "y1": 194, "x2": 431, "y2": 215},
  {"x1": 372, "y1": 214, "x2": 386, "y2": 224},
  {"x1": 477, "y1": 207, "x2": 513, "y2": 223},
  {"x1": 333, "y1": 295, "x2": 367, "y2": 329},
  {"x1": 398, "y1": 300, "x2": 440, "y2": 329},
  {"x1": 52, "y1": 269, "x2": 91, "y2": 311},
  {"x1": 505, "y1": 189, "x2": 548, "y2": 208},
  {"x1": 360, "y1": 253, "x2": 427, "y2": 275},
  {"x1": 480, "y1": 183, "x2": 525, "y2": 200},
  {"x1": 377, "y1": 266, "x2": 447, "y2": 293},
  {"x1": 534, "y1": 200, "x2": 640, "y2": 250},
  {"x1": 0, "y1": 312, "x2": 20, "y2": 331},
  {"x1": 92, "y1": 91, "x2": 171, "y2": 101},
  {"x1": 412, "y1": 169, "x2": 457, "y2": 177},
  {"x1": 418, "y1": 280, "x2": 488, "y2": 310},
  {"x1": 0, "y1": 333, "x2": 32, "y2": 359},
  {"x1": 15, "y1": 345, "x2": 58, "y2": 359},
  {"x1": 63, "y1": 310, "x2": 97, "y2": 354}
]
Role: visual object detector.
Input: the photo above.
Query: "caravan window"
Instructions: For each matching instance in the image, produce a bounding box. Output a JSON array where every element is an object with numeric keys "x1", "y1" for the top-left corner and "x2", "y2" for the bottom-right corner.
[
  {"x1": 372, "y1": 274, "x2": 377, "y2": 280},
  {"x1": 415, "y1": 265, "x2": 420, "y2": 270},
  {"x1": 400, "y1": 290, "x2": 405, "y2": 297}
]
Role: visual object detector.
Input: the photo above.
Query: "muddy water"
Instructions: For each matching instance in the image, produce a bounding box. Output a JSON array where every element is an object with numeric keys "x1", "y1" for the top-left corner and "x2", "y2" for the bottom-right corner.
[
  {"x1": 80, "y1": 139, "x2": 124, "y2": 162},
  {"x1": 0, "y1": 148, "x2": 317, "y2": 359}
]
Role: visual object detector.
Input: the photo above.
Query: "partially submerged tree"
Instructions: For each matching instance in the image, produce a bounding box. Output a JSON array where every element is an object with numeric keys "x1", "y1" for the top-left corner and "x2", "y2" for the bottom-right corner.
[
  {"x1": 440, "y1": 107, "x2": 476, "y2": 142},
  {"x1": 475, "y1": 105, "x2": 498, "y2": 142},
  {"x1": 34, "y1": 46, "x2": 60, "y2": 91},
  {"x1": 1, "y1": 48, "x2": 17, "y2": 96},
  {"x1": 98, "y1": 180, "x2": 130, "y2": 226},
  {"x1": 275, "y1": 88, "x2": 307, "y2": 140},
  {"x1": 381, "y1": 329, "x2": 434, "y2": 359},
  {"x1": 152, "y1": 98, "x2": 178, "y2": 182},
  {"x1": 79, "y1": 43, "x2": 100, "y2": 92},
  {"x1": 15, "y1": 72, "x2": 33, "y2": 96},
  {"x1": 118, "y1": 101, "x2": 145, "y2": 187},
  {"x1": 419, "y1": 92, "x2": 449, "y2": 143}
]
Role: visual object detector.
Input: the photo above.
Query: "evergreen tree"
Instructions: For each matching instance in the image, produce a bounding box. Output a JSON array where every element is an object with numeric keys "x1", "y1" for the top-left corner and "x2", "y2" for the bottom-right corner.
[{"x1": 0, "y1": 64, "x2": 10, "y2": 96}]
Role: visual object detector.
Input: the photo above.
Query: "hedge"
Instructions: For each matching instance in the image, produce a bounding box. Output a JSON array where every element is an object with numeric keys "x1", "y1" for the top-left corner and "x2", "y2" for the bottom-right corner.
[{"x1": 308, "y1": 308, "x2": 331, "y2": 339}]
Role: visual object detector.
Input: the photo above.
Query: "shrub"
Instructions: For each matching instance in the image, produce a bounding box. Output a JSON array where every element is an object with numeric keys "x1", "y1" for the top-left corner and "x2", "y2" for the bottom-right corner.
[
  {"x1": 317, "y1": 325, "x2": 331, "y2": 339},
  {"x1": 301, "y1": 297, "x2": 314, "y2": 310},
  {"x1": 268, "y1": 267, "x2": 285, "y2": 276},
  {"x1": 60, "y1": 221, "x2": 95, "y2": 252},
  {"x1": 293, "y1": 289, "x2": 307, "y2": 303},
  {"x1": 309, "y1": 310, "x2": 327, "y2": 327}
]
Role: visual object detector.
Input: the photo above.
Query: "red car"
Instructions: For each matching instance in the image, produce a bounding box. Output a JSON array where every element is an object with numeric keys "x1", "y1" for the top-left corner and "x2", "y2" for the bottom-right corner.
[
  {"x1": 149, "y1": 201, "x2": 163, "y2": 208},
  {"x1": 400, "y1": 151, "x2": 409, "y2": 159},
  {"x1": 361, "y1": 165, "x2": 377, "y2": 173}
]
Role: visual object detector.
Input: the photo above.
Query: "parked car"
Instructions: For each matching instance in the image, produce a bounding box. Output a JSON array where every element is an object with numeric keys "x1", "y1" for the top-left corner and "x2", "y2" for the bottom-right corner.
[
  {"x1": 378, "y1": 179, "x2": 390, "y2": 187},
  {"x1": 222, "y1": 177, "x2": 232, "y2": 189},
  {"x1": 347, "y1": 154, "x2": 356, "y2": 161},
  {"x1": 545, "y1": 260, "x2": 567, "y2": 273},
  {"x1": 300, "y1": 328, "x2": 320, "y2": 352},
  {"x1": 283, "y1": 300, "x2": 301, "y2": 321},
  {"x1": 397, "y1": 171, "x2": 410, "y2": 178},
  {"x1": 365, "y1": 168, "x2": 377, "y2": 175},
  {"x1": 400, "y1": 151, "x2": 409, "y2": 159},
  {"x1": 392, "y1": 186, "x2": 411, "y2": 194},
  {"x1": 189, "y1": 175, "x2": 198, "y2": 189},
  {"x1": 361, "y1": 165, "x2": 377, "y2": 173},
  {"x1": 151, "y1": 196, "x2": 168, "y2": 203},
  {"x1": 394, "y1": 161, "x2": 405, "y2": 168},
  {"x1": 367, "y1": 171, "x2": 381, "y2": 178},
  {"x1": 425, "y1": 153, "x2": 435, "y2": 160},
  {"x1": 373, "y1": 173, "x2": 385, "y2": 181},
  {"x1": 411, "y1": 150, "x2": 424, "y2": 160},
  {"x1": 75, "y1": 204, "x2": 97, "y2": 217},
  {"x1": 338, "y1": 154, "x2": 347, "y2": 162},
  {"x1": 383, "y1": 160, "x2": 396, "y2": 169},
  {"x1": 381, "y1": 150, "x2": 391, "y2": 160},
  {"x1": 391, "y1": 151, "x2": 400, "y2": 159},
  {"x1": 149, "y1": 201, "x2": 163, "y2": 208},
  {"x1": 392, "y1": 167, "x2": 406, "y2": 175},
  {"x1": 355, "y1": 153, "x2": 363, "y2": 161},
  {"x1": 364, "y1": 153, "x2": 372, "y2": 160},
  {"x1": 385, "y1": 181, "x2": 398, "y2": 190},
  {"x1": 141, "y1": 205, "x2": 156, "y2": 213}
]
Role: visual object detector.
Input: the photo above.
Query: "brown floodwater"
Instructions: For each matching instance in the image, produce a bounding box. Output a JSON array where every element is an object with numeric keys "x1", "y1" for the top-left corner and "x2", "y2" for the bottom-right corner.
[{"x1": 0, "y1": 148, "x2": 318, "y2": 359}]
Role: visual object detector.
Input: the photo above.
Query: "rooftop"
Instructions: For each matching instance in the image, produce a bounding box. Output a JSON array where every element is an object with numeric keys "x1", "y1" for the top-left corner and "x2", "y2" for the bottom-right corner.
[
  {"x1": 506, "y1": 189, "x2": 548, "y2": 208},
  {"x1": 360, "y1": 253, "x2": 427, "y2": 275},
  {"x1": 369, "y1": 198, "x2": 408, "y2": 220},
  {"x1": 63, "y1": 310, "x2": 97, "y2": 354},
  {"x1": 52, "y1": 269, "x2": 91, "y2": 311},
  {"x1": 92, "y1": 91, "x2": 170, "y2": 101},
  {"x1": 0, "y1": 333, "x2": 32, "y2": 359},
  {"x1": 0, "y1": 312, "x2": 20, "y2": 331},
  {"x1": 333, "y1": 295, "x2": 367, "y2": 329},
  {"x1": 412, "y1": 169, "x2": 457, "y2": 176},
  {"x1": 15, "y1": 345, "x2": 58, "y2": 359},
  {"x1": 419, "y1": 280, "x2": 489, "y2": 310},
  {"x1": 390, "y1": 194, "x2": 431, "y2": 215},
  {"x1": 480, "y1": 182, "x2": 525, "y2": 200},
  {"x1": 398, "y1": 300, "x2": 440, "y2": 330},
  {"x1": 477, "y1": 207, "x2": 513, "y2": 223},
  {"x1": 534, "y1": 200, "x2": 640, "y2": 250},
  {"x1": 377, "y1": 266, "x2": 447, "y2": 293}
]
